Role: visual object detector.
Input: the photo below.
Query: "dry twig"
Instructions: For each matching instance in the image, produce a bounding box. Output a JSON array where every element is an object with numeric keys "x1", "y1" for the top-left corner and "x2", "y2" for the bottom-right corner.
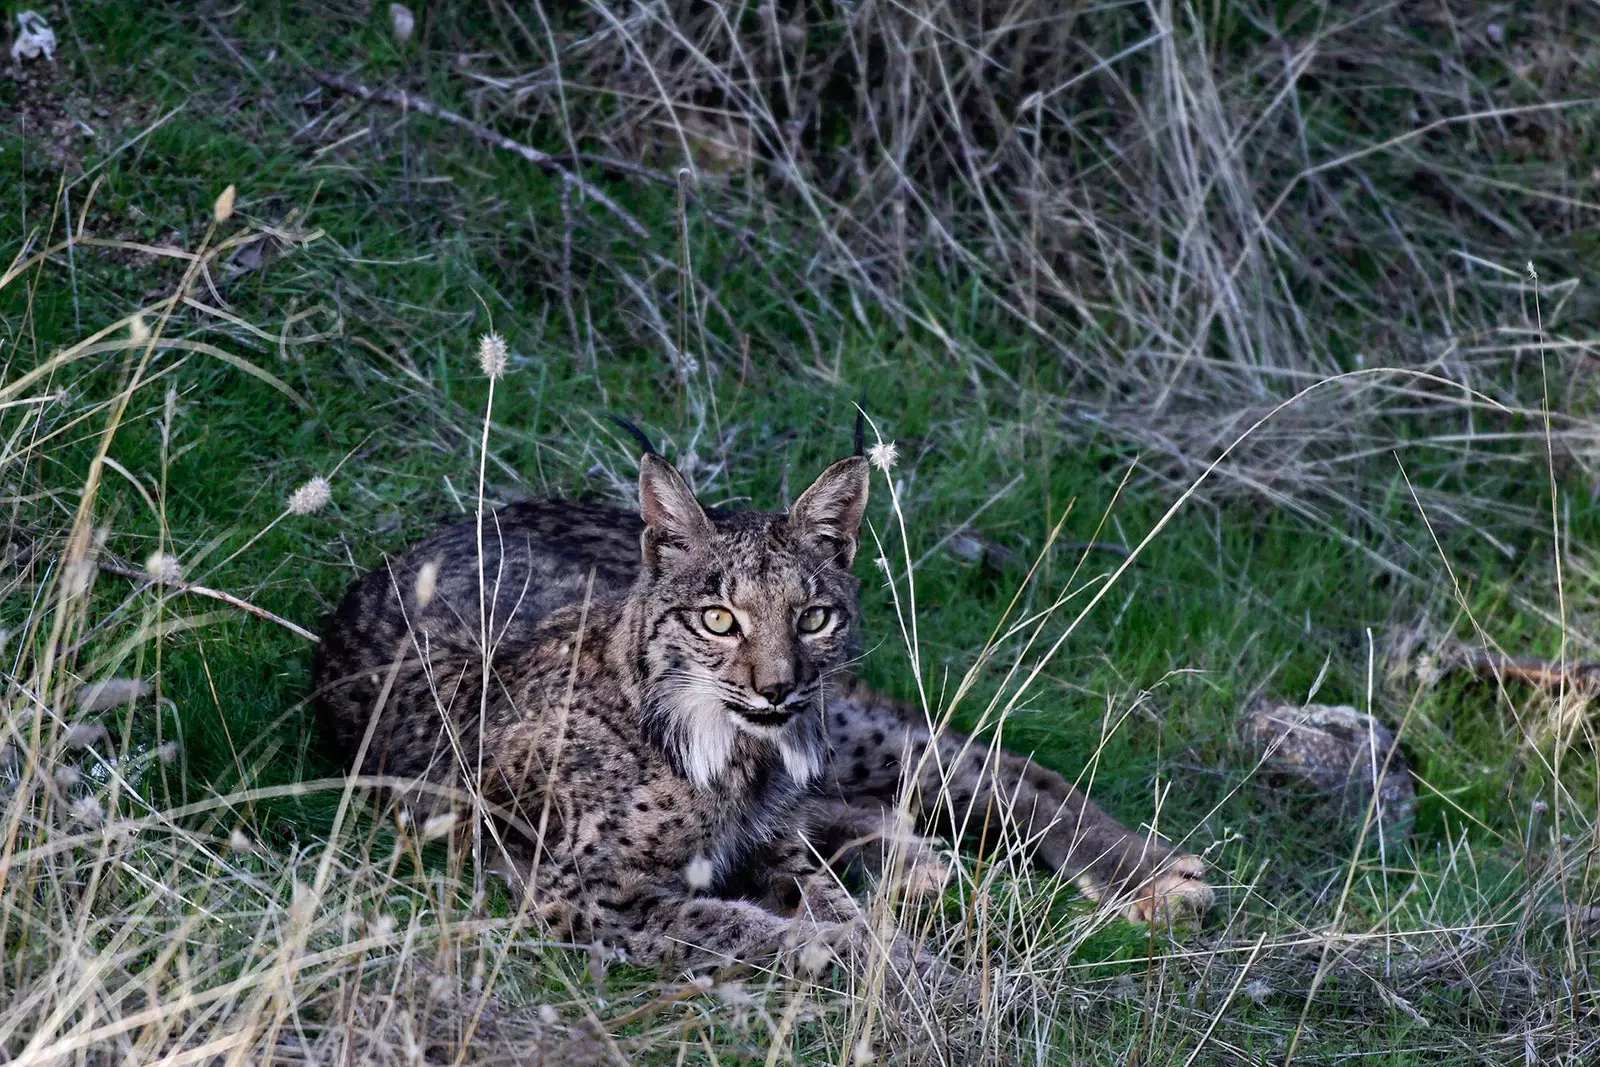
[
  {"x1": 1462, "y1": 649, "x2": 1600, "y2": 689},
  {"x1": 99, "y1": 559, "x2": 319, "y2": 643}
]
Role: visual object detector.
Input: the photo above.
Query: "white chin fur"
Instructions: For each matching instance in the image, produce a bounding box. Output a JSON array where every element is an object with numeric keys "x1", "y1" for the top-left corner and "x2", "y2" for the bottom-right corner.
[
  {"x1": 676, "y1": 694, "x2": 738, "y2": 788},
  {"x1": 674, "y1": 693, "x2": 821, "y2": 788},
  {"x1": 729, "y1": 712, "x2": 822, "y2": 786}
]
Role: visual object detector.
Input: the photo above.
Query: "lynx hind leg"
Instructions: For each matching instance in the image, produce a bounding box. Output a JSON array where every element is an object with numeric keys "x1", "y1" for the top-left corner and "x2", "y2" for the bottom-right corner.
[{"x1": 826, "y1": 680, "x2": 1214, "y2": 923}]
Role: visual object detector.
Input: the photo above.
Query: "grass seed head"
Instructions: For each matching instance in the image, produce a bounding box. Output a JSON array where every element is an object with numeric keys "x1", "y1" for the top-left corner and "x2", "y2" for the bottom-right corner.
[
  {"x1": 62, "y1": 556, "x2": 98, "y2": 598},
  {"x1": 69, "y1": 796, "x2": 103, "y2": 827},
  {"x1": 144, "y1": 552, "x2": 184, "y2": 583},
  {"x1": 64, "y1": 723, "x2": 110, "y2": 749},
  {"x1": 213, "y1": 184, "x2": 236, "y2": 223},
  {"x1": 798, "y1": 939, "x2": 832, "y2": 976},
  {"x1": 287, "y1": 476, "x2": 332, "y2": 516},
  {"x1": 420, "y1": 811, "x2": 457, "y2": 840},
  {"x1": 867, "y1": 440, "x2": 899, "y2": 472},
  {"x1": 414, "y1": 559, "x2": 439, "y2": 610},
  {"x1": 478, "y1": 332, "x2": 508, "y2": 380},
  {"x1": 389, "y1": 3, "x2": 415, "y2": 44}
]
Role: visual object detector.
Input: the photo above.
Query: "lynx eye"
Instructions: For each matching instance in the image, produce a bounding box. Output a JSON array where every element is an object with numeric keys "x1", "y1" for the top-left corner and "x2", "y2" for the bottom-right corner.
[
  {"x1": 701, "y1": 608, "x2": 738, "y2": 635},
  {"x1": 797, "y1": 606, "x2": 830, "y2": 634}
]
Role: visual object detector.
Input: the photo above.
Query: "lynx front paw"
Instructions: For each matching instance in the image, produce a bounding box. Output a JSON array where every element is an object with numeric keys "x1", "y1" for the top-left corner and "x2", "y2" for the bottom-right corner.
[
  {"x1": 1123, "y1": 852, "x2": 1213, "y2": 924},
  {"x1": 892, "y1": 835, "x2": 956, "y2": 899}
]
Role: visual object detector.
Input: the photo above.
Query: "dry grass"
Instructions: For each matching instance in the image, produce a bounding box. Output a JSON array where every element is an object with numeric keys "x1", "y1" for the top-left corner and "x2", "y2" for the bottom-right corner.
[
  {"x1": 456, "y1": 0, "x2": 1600, "y2": 533},
  {"x1": 3, "y1": 0, "x2": 1600, "y2": 1062}
]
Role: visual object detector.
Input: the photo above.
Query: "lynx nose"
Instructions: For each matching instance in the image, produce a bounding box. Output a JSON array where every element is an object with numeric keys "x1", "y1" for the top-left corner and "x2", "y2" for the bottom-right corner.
[{"x1": 757, "y1": 679, "x2": 795, "y2": 706}]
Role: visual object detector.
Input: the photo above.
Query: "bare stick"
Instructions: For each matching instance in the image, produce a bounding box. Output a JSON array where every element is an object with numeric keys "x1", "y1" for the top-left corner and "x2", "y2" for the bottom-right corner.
[
  {"x1": 98, "y1": 560, "x2": 320, "y2": 643},
  {"x1": 1461, "y1": 649, "x2": 1600, "y2": 688},
  {"x1": 310, "y1": 71, "x2": 651, "y2": 240}
]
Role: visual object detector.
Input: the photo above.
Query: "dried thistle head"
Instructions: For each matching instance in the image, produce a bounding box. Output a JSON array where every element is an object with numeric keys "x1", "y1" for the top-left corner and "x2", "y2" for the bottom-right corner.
[
  {"x1": 287, "y1": 476, "x2": 332, "y2": 516},
  {"x1": 144, "y1": 552, "x2": 183, "y2": 584},
  {"x1": 867, "y1": 440, "x2": 898, "y2": 472},
  {"x1": 477, "y1": 332, "x2": 508, "y2": 380}
]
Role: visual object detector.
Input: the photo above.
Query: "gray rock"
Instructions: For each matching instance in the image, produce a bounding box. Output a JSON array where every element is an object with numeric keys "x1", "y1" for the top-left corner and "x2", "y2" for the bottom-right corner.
[{"x1": 1241, "y1": 702, "x2": 1415, "y2": 839}]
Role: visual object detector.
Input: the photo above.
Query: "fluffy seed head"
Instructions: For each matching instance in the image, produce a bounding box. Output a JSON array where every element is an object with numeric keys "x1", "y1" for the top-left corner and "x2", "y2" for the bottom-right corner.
[
  {"x1": 156, "y1": 741, "x2": 180, "y2": 765},
  {"x1": 421, "y1": 811, "x2": 458, "y2": 840},
  {"x1": 287, "y1": 476, "x2": 332, "y2": 516},
  {"x1": 798, "y1": 939, "x2": 832, "y2": 976},
  {"x1": 65, "y1": 723, "x2": 111, "y2": 749},
  {"x1": 70, "y1": 796, "x2": 103, "y2": 827},
  {"x1": 62, "y1": 557, "x2": 97, "y2": 598},
  {"x1": 214, "y1": 184, "x2": 237, "y2": 223},
  {"x1": 129, "y1": 314, "x2": 151, "y2": 345},
  {"x1": 145, "y1": 552, "x2": 184, "y2": 584},
  {"x1": 230, "y1": 828, "x2": 254, "y2": 854},
  {"x1": 867, "y1": 439, "x2": 898, "y2": 472},
  {"x1": 478, "y1": 333, "x2": 508, "y2": 380},
  {"x1": 389, "y1": 3, "x2": 415, "y2": 43},
  {"x1": 414, "y1": 559, "x2": 440, "y2": 610},
  {"x1": 289, "y1": 882, "x2": 317, "y2": 928},
  {"x1": 684, "y1": 854, "x2": 714, "y2": 890}
]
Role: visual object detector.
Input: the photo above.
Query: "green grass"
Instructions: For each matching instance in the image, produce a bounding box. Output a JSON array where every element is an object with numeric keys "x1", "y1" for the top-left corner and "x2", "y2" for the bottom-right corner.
[{"x1": 3, "y1": 0, "x2": 1599, "y2": 1062}]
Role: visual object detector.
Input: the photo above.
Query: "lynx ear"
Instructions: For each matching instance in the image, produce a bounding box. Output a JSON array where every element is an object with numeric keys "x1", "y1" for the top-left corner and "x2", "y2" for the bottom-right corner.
[
  {"x1": 639, "y1": 453, "x2": 713, "y2": 567},
  {"x1": 789, "y1": 456, "x2": 870, "y2": 566}
]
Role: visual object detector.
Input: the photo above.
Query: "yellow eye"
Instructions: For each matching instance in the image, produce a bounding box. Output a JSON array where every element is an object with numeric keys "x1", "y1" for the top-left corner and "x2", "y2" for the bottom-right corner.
[
  {"x1": 797, "y1": 606, "x2": 830, "y2": 634},
  {"x1": 702, "y1": 608, "x2": 737, "y2": 635}
]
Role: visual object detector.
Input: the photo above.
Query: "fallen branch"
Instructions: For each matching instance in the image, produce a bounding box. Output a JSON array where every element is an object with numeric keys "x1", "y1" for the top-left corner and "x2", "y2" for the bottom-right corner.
[
  {"x1": 99, "y1": 560, "x2": 320, "y2": 643},
  {"x1": 310, "y1": 71, "x2": 651, "y2": 240},
  {"x1": 1462, "y1": 649, "x2": 1600, "y2": 688}
]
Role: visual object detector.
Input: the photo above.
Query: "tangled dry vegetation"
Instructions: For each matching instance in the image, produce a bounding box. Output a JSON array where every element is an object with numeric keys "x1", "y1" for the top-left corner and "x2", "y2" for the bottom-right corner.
[
  {"x1": 3, "y1": 0, "x2": 1599, "y2": 1062},
  {"x1": 466, "y1": 0, "x2": 1600, "y2": 531}
]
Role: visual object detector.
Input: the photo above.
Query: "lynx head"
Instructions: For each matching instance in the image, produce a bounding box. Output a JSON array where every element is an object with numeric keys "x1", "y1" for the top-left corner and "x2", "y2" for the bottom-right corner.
[{"x1": 626, "y1": 452, "x2": 869, "y2": 788}]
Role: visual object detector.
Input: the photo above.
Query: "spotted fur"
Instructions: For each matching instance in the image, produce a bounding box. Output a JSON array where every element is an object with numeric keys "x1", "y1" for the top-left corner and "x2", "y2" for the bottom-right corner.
[{"x1": 312, "y1": 452, "x2": 1211, "y2": 979}]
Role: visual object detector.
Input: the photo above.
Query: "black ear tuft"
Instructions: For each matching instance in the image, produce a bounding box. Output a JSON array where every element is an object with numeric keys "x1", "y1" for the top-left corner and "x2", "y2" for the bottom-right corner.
[{"x1": 609, "y1": 414, "x2": 658, "y2": 457}]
